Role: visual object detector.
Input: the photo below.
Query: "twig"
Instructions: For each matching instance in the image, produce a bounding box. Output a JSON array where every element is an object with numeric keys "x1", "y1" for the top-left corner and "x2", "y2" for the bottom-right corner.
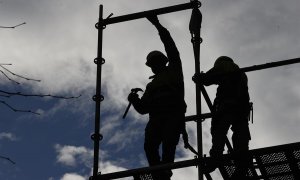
[
  {"x1": 0, "y1": 90, "x2": 82, "y2": 99},
  {"x1": 0, "y1": 65, "x2": 41, "y2": 82},
  {"x1": 0, "y1": 69, "x2": 20, "y2": 84},
  {"x1": 0, "y1": 100, "x2": 40, "y2": 115},
  {"x1": 0, "y1": 155, "x2": 16, "y2": 165},
  {"x1": 0, "y1": 22, "x2": 26, "y2": 29},
  {"x1": 0, "y1": 93, "x2": 10, "y2": 97},
  {"x1": 0, "y1": 90, "x2": 81, "y2": 115},
  {"x1": 0, "y1": 64, "x2": 81, "y2": 115}
]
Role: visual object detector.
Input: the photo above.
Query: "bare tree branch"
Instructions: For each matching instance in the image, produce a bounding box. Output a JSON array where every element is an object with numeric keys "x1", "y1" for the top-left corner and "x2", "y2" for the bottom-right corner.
[
  {"x1": 0, "y1": 69, "x2": 20, "y2": 84},
  {"x1": 0, "y1": 89, "x2": 82, "y2": 115},
  {"x1": 0, "y1": 22, "x2": 26, "y2": 29},
  {"x1": 1, "y1": 21, "x2": 80, "y2": 115},
  {"x1": 1, "y1": 64, "x2": 81, "y2": 115},
  {"x1": 0, "y1": 64, "x2": 41, "y2": 83},
  {"x1": 0, "y1": 100, "x2": 40, "y2": 115},
  {"x1": 0, "y1": 90, "x2": 81, "y2": 99},
  {"x1": 0, "y1": 155, "x2": 15, "y2": 165}
]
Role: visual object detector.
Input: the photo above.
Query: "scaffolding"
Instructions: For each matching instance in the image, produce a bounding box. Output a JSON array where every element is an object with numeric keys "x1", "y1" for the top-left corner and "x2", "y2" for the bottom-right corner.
[{"x1": 90, "y1": 1, "x2": 300, "y2": 179}]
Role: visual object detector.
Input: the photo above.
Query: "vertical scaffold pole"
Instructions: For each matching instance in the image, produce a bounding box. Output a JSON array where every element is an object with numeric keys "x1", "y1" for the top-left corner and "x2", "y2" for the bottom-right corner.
[
  {"x1": 189, "y1": 2, "x2": 203, "y2": 180},
  {"x1": 92, "y1": 4, "x2": 104, "y2": 178}
]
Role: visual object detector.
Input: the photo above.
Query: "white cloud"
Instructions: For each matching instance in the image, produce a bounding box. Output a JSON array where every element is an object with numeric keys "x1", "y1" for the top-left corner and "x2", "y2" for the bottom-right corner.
[
  {"x1": 0, "y1": 0, "x2": 98, "y2": 96},
  {"x1": 54, "y1": 145, "x2": 134, "y2": 180},
  {"x1": 99, "y1": 161, "x2": 132, "y2": 180},
  {"x1": 0, "y1": 132, "x2": 17, "y2": 141},
  {"x1": 100, "y1": 161, "x2": 128, "y2": 174},
  {"x1": 54, "y1": 144, "x2": 93, "y2": 167},
  {"x1": 60, "y1": 173, "x2": 86, "y2": 180}
]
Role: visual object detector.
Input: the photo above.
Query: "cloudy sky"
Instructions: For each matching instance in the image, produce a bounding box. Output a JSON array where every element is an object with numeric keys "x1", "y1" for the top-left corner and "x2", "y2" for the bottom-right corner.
[{"x1": 1, "y1": 0, "x2": 300, "y2": 180}]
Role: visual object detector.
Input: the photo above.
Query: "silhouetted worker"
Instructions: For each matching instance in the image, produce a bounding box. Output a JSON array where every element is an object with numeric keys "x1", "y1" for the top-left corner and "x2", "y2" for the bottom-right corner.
[
  {"x1": 193, "y1": 56, "x2": 251, "y2": 179},
  {"x1": 128, "y1": 16, "x2": 186, "y2": 180}
]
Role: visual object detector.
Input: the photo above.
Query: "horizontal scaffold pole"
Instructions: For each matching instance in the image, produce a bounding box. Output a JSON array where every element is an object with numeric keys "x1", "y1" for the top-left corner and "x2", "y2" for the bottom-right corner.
[
  {"x1": 202, "y1": 57, "x2": 300, "y2": 80},
  {"x1": 242, "y1": 57, "x2": 300, "y2": 73},
  {"x1": 103, "y1": 1, "x2": 199, "y2": 25},
  {"x1": 97, "y1": 158, "x2": 201, "y2": 180},
  {"x1": 185, "y1": 113, "x2": 212, "y2": 122}
]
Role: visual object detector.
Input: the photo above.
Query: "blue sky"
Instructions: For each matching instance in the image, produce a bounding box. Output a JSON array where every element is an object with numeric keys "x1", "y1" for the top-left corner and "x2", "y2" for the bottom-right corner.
[{"x1": 1, "y1": 0, "x2": 300, "y2": 180}]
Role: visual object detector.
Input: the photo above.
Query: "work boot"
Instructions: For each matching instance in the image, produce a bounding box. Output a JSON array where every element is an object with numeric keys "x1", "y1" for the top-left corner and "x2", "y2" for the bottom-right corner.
[
  {"x1": 203, "y1": 156, "x2": 218, "y2": 173},
  {"x1": 152, "y1": 170, "x2": 172, "y2": 180},
  {"x1": 133, "y1": 175, "x2": 139, "y2": 180},
  {"x1": 151, "y1": 172, "x2": 164, "y2": 180},
  {"x1": 203, "y1": 162, "x2": 217, "y2": 173},
  {"x1": 162, "y1": 170, "x2": 172, "y2": 180},
  {"x1": 231, "y1": 169, "x2": 250, "y2": 180}
]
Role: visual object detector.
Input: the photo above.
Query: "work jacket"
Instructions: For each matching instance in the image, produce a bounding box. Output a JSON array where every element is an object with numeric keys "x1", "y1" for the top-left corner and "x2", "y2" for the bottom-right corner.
[
  {"x1": 203, "y1": 60, "x2": 250, "y2": 114},
  {"x1": 133, "y1": 25, "x2": 186, "y2": 117}
]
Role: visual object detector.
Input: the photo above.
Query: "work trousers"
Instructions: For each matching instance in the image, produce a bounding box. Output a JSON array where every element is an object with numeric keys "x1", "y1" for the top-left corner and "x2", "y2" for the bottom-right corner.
[
  {"x1": 144, "y1": 113, "x2": 183, "y2": 180},
  {"x1": 210, "y1": 110, "x2": 251, "y2": 179}
]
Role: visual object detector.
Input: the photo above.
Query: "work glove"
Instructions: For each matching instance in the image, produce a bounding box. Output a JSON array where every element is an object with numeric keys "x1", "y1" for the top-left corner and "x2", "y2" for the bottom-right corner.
[
  {"x1": 192, "y1": 72, "x2": 206, "y2": 84},
  {"x1": 128, "y1": 92, "x2": 139, "y2": 103}
]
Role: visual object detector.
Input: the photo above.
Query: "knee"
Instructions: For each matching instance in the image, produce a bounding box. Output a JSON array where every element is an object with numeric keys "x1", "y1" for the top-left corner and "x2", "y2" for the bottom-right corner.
[{"x1": 232, "y1": 134, "x2": 250, "y2": 152}]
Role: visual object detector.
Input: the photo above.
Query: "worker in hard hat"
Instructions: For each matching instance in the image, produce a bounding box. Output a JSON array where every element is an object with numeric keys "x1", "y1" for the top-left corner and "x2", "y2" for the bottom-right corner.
[
  {"x1": 128, "y1": 16, "x2": 186, "y2": 180},
  {"x1": 193, "y1": 56, "x2": 251, "y2": 179}
]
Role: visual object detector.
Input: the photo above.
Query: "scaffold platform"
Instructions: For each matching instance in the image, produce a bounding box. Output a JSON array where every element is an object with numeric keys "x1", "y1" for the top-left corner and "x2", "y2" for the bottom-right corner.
[
  {"x1": 219, "y1": 142, "x2": 300, "y2": 180},
  {"x1": 98, "y1": 142, "x2": 300, "y2": 180}
]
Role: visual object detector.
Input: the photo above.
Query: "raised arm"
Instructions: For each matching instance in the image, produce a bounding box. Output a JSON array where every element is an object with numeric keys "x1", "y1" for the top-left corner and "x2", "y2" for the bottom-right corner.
[{"x1": 147, "y1": 16, "x2": 181, "y2": 68}]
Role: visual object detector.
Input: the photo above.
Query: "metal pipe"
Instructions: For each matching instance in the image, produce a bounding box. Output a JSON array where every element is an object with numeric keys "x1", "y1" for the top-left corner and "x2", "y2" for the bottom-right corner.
[
  {"x1": 92, "y1": 4, "x2": 104, "y2": 178},
  {"x1": 241, "y1": 57, "x2": 300, "y2": 73},
  {"x1": 189, "y1": 6, "x2": 204, "y2": 180},
  {"x1": 103, "y1": 1, "x2": 198, "y2": 25},
  {"x1": 97, "y1": 158, "x2": 201, "y2": 180},
  {"x1": 203, "y1": 57, "x2": 300, "y2": 82},
  {"x1": 185, "y1": 113, "x2": 212, "y2": 122},
  {"x1": 192, "y1": 38, "x2": 203, "y2": 180}
]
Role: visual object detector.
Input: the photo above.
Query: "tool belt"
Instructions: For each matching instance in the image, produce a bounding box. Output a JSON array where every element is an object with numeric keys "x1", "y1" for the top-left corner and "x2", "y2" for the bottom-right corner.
[{"x1": 213, "y1": 98, "x2": 253, "y2": 122}]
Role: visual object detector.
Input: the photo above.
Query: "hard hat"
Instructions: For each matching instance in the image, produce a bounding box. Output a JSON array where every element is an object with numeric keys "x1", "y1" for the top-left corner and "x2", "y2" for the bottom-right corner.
[
  {"x1": 214, "y1": 56, "x2": 239, "y2": 72},
  {"x1": 146, "y1": 50, "x2": 168, "y2": 67},
  {"x1": 214, "y1": 56, "x2": 234, "y2": 66}
]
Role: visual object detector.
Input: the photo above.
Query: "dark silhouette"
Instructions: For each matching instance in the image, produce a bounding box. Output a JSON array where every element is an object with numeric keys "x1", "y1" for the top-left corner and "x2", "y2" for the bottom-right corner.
[
  {"x1": 128, "y1": 16, "x2": 186, "y2": 180},
  {"x1": 193, "y1": 56, "x2": 251, "y2": 179}
]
